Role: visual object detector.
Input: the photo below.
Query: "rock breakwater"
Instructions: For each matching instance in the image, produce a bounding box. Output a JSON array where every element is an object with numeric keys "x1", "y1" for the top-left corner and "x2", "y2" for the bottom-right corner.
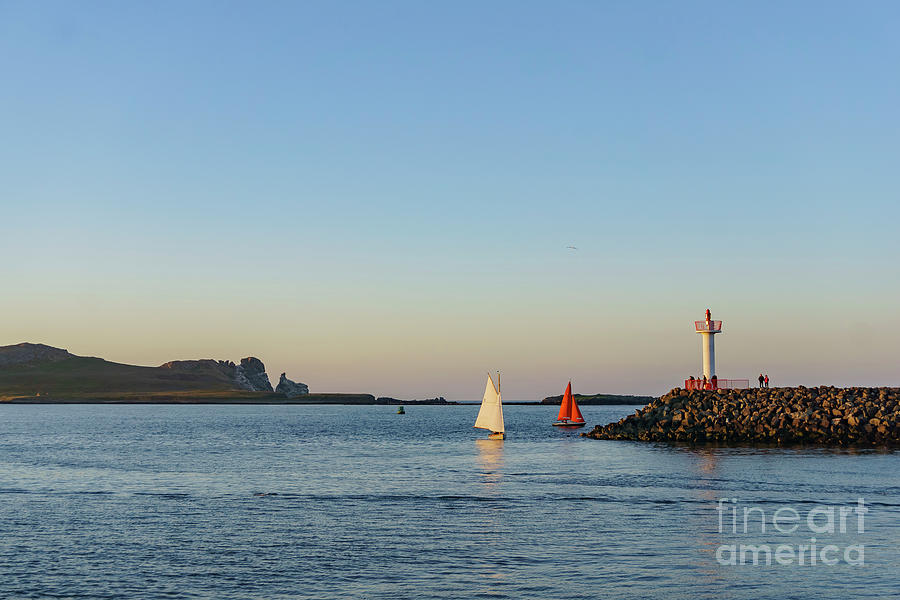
[{"x1": 584, "y1": 386, "x2": 899, "y2": 446}]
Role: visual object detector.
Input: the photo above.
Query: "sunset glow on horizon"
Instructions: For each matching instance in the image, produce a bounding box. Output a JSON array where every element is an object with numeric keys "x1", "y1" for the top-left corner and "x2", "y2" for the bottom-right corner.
[{"x1": 2, "y1": 2, "x2": 898, "y2": 399}]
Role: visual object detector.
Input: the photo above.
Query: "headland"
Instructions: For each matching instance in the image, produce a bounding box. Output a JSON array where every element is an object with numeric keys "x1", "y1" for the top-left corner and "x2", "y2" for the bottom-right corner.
[
  {"x1": 0, "y1": 343, "x2": 378, "y2": 404},
  {"x1": 0, "y1": 343, "x2": 463, "y2": 404}
]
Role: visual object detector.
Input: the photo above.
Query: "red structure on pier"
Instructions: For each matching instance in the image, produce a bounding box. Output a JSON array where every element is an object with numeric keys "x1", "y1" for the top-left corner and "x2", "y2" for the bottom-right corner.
[{"x1": 684, "y1": 378, "x2": 749, "y2": 391}]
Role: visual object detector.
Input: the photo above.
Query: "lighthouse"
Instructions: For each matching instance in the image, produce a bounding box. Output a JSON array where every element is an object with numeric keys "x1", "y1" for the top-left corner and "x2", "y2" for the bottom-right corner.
[{"x1": 695, "y1": 309, "x2": 722, "y2": 379}]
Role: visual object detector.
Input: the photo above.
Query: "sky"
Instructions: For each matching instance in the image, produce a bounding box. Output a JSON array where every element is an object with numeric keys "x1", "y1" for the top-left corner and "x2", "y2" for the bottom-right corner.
[{"x1": 1, "y1": 1, "x2": 898, "y2": 399}]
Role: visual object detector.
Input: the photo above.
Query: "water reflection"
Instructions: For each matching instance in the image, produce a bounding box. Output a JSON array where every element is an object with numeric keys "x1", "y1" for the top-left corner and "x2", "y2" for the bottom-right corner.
[
  {"x1": 472, "y1": 439, "x2": 507, "y2": 593},
  {"x1": 474, "y1": 439, "x2": 505, "y2": 485},
  {"x1": 694, "y1": 448, "x2": 719, "y2": 476},
  {"x1": 687, "y1": 448, "x2": 727, "y2": 584}
]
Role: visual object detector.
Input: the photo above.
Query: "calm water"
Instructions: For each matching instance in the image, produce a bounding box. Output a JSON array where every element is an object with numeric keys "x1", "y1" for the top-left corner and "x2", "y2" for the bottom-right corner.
[{"x1": 0, "y1": 404, "x2": 898, "y2": 599}]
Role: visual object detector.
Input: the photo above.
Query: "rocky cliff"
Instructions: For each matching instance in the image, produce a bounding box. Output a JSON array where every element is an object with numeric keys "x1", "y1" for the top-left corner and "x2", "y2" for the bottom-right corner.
[
  {"x1": 275, "y1": 373, "x2": 309, "y2": 397},
  {"x1": 234, "y1": 357, "x2": 273, "y2": 392},
  {"x1": 160, "y1": 357, "x2": 273, "y2": 392},
  {"x1": 584, "y1": 386, "x2": 900, "y2": 447}
]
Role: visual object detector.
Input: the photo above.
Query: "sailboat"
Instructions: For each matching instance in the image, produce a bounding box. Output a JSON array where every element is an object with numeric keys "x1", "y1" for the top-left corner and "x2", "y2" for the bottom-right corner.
[
  {"x1": 474, "y1": 372, "x2": 505, "y2": 440},
  {"x1": 553, "y1": 381, "x2": 586, "y2": 427}
]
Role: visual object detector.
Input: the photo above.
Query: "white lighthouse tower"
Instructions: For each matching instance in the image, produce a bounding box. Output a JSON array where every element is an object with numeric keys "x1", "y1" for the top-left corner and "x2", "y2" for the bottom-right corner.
[{"x1": 695, "y1": 308, "x2": 722, "y2": 379}]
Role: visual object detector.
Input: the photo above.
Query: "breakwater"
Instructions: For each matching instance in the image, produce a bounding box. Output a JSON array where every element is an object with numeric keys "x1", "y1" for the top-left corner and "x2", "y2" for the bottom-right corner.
[{"x1": 584, "y1": 386, "x2": 899, "y2": 446}]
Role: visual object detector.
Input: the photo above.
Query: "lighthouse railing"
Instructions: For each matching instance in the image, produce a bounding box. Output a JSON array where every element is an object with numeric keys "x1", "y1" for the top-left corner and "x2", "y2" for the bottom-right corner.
[
  {"x1": 683, "y1": 378, "x2": 749, "y2": 391},
  {"x1": 694, "y1": 320, "x2": 722, "y2": 332}
]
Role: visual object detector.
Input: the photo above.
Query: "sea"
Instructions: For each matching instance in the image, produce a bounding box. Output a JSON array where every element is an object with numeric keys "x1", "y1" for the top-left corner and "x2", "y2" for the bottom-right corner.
[{"x1": 0, "y1": 404, "x2": 897, "y2": 600}]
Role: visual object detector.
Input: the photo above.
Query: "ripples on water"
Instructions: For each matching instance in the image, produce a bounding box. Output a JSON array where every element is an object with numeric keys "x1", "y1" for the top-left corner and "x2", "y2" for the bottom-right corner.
[{"x1": 0, "y1": 404, "x2": 897, "y2": 599}]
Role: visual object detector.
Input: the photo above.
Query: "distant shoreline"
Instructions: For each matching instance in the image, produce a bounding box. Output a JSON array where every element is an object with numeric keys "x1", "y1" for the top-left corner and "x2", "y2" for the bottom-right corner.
[
  {"x1": 1, "y1": 396, "x2": 650, "y2": 406},
  {"x1": 540, "y1": 393, "x2": 655, "y2": 406},
  {"x1": 0, "y1": 393, "x2": 452, "y2": 405},
  {"x1": 0, "y1": 343, "x2": 659, "y2": 407}
]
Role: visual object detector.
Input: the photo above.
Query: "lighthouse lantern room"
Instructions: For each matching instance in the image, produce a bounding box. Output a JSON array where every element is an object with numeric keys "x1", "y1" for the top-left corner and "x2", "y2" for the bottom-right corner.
[{"x1": 695, "y1": 308, "x2": 722, "y2": 380}]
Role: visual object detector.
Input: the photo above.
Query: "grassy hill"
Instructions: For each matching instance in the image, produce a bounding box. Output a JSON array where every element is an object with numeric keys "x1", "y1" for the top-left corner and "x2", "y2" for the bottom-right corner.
[{"x1": 0, "y1": 343, "x2": 265, "y2": 401}]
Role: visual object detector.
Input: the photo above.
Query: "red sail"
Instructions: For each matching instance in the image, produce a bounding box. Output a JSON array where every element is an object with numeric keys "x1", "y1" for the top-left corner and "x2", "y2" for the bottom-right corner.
[
  {"x1": 557, "y1": 381, "x2": 574, "y2": 421},
  {"x1": 570, "y1": 391, "x2": 585, "y2": 423}
]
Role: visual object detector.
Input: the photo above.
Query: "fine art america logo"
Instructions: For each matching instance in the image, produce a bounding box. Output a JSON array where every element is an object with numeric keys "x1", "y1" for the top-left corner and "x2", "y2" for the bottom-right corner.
[{"x1": 715, "y1": 498, "x2": 867, "y2": 566}]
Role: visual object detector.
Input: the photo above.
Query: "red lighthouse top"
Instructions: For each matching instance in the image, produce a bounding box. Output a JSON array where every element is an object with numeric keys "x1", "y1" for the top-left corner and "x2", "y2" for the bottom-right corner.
[{"x1": 695, "y1": 308, "x2": 722, "y2": 333}]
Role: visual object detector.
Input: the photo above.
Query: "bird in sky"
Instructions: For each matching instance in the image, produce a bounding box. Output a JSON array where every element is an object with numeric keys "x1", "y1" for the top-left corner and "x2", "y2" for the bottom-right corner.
[{"x1": 566, "y1": 245, "x2": 578, "y2": 250}]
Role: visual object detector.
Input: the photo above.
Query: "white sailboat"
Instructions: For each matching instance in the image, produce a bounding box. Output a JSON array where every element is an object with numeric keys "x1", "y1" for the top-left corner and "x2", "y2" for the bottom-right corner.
[{"x1": 474, "y1": 372, "x2": 505, "y2": 440}]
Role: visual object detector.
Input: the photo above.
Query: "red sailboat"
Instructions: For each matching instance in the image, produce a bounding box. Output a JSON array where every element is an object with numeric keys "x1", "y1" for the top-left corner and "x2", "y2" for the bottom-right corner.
[{"x1": 553, "y1": 381, "x2": 586, "y2": 427}]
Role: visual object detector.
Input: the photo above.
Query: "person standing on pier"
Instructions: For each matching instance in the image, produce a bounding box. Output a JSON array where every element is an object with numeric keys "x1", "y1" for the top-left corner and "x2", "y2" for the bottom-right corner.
[
  {"x1": 764, "y1": 374, "x2": 769, "y2": 388},
  {"x1": 758, "y1": 374, "x2": 764, "y2": 388}
]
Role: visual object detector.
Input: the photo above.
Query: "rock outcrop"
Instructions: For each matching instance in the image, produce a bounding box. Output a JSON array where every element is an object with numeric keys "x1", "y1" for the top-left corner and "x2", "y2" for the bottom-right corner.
[
  {"x1": 584, "y1": 386, "x2": 900, "y2": 447},
  {"x1": 234, "y1": 357, "x2": 273, "y2": 392},
  {"x1": 276, "y1": 373, "x2": 309, "y2": 397}
]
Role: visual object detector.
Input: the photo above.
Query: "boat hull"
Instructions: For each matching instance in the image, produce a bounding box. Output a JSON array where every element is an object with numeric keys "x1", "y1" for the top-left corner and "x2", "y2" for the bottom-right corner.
[
  {"x1": 552, "y1": 421, "x2": 586, "y2": 428},
  {"x1": 487, "y1": 432, "x2": 506, "y2": 440}
]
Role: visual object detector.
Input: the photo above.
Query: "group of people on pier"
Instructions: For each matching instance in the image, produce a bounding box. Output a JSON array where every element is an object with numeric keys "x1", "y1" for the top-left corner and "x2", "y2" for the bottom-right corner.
[
  {"x1": 687, "y1": 374, "x2": 718, "y2": 390},
  {"x1": 686, "y1": 374, "x2": 768, "y2": 391}
]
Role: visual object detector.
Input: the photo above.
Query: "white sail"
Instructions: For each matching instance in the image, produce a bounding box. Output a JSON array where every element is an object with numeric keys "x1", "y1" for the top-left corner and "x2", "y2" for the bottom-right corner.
[{"x1": 474, "y1": 374, "x2": 504, "y2": 433}]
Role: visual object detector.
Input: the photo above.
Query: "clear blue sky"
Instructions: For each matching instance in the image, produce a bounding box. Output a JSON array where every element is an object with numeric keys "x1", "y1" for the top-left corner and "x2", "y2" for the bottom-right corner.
[{"x1": 1, "y1": 1, "x2": 898, "y2": 399}]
